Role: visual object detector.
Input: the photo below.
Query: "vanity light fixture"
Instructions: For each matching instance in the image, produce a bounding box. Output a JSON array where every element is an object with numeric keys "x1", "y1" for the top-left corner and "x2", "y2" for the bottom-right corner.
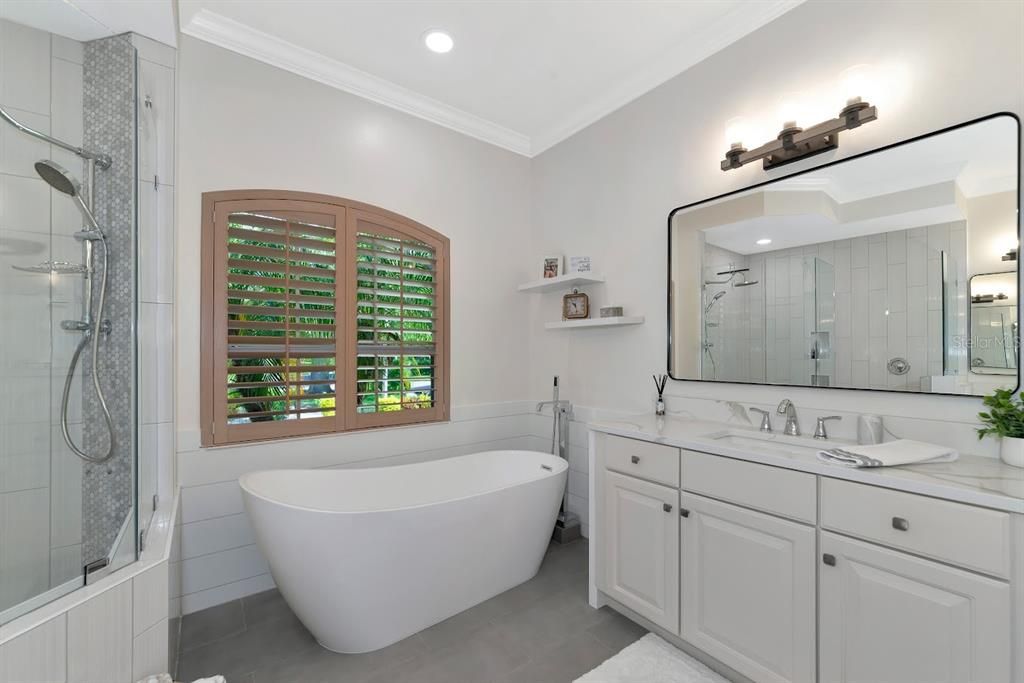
[
  {"x1": 721, "y1": 69, "x2": 879, "y2": 172},
  {"x1": 423, "y1": 30, "x2": 454, "y2": 54},
  {"x1": 972, "y1": 293, "x2": 1009, "y2": 303},
  {"x1": 756, "y1": 238, "x2": 772, "y2": 245}
]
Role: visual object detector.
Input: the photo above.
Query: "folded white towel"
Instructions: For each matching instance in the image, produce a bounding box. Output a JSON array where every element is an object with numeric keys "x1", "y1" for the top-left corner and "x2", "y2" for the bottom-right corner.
[
  {"x1": 191, "y1": 677, "x2": 227, "y2": 683},
  {"x1": 817, "y1": 439, "x2": 958, "y2": 468}
]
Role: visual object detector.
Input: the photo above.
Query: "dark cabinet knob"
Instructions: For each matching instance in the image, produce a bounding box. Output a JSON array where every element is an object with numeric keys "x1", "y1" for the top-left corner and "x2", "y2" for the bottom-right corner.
[
  {"x1": 891, "y1": 517, "x2": 910, "y2": 531},
  {"x1": 680, "y1": 508, "x2": 690, "y2": 518},
  {"x1": 823, "y1": 553, "x2": 837, "y2": 566},
  {"x1": 631, "y1": 455, "x2": 640, "y2": 464},
  {"x1": 663, "y1": 503, "x2": 672, "y2": 513}
]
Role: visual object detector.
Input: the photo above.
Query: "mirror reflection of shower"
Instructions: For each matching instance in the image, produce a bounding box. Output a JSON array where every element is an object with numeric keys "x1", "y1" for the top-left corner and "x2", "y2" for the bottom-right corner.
[
  {"x1": 1, "y1": 105, "x2": 116, "y2": 463},
  {"x1": 702, "y1": 267, "x2": 760, "y2": 379}
]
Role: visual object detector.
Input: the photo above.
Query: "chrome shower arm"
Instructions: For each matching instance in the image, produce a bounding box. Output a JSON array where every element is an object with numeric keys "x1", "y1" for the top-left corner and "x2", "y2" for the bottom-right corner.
[{"x1": 1, "y1": 105, "x2": 112, "y2": 169}]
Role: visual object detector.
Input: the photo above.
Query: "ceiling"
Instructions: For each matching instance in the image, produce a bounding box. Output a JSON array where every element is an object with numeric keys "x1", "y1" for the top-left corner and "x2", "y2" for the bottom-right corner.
[
  {"x1": 0, "y1": 0, "x2": 176, "y2": 46},
  {"x1": 178, "y1": 0, "x2": 804, "y2": 156}
]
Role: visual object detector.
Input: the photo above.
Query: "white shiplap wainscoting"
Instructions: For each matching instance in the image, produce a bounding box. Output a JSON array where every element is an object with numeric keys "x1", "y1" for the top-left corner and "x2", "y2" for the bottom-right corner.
[{"x1": 175, "y1": 393, "x2": 1002, "y2": 615}]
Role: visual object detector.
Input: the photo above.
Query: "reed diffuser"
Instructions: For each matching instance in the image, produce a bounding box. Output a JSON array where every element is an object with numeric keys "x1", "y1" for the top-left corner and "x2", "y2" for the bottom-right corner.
[{"x1": 653, "y1": 374, "x2": 668, "y2": 416}]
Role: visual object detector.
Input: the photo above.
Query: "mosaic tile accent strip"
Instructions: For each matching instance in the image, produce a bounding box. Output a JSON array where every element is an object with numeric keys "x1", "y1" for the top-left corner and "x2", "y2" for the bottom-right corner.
[{"x1": 81, "y1": 35, "x2": 137, "y2": 565}]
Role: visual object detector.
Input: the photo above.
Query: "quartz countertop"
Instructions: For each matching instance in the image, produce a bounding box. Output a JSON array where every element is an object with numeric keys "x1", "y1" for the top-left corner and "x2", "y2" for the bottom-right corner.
[{"x1": 588, "y1": 415, "x2": 1024, "y2": 514}]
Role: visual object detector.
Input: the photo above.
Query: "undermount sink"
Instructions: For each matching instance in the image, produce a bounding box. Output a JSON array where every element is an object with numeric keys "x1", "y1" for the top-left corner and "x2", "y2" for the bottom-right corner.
[{"x1": 700, "y1": 429, "x2": 825, "y2": 456}]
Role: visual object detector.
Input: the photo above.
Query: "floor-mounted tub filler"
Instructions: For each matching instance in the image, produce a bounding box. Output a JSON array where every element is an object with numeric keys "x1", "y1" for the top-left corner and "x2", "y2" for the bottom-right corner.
[{"x1": 240, "y1": 450, "x2": 568, "y2": 653}]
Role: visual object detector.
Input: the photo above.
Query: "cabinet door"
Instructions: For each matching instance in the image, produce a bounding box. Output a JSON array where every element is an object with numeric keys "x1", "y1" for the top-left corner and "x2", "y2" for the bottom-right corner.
[
  {"x1": 601, "y1": 471, "x2": 679, "y2": 632},
  {"x1": 680, "y1": 493, "x2": 815, "y2": 683},
  {"x1": 820, "y1": 531, "x2": 1011, "y2": 683}
]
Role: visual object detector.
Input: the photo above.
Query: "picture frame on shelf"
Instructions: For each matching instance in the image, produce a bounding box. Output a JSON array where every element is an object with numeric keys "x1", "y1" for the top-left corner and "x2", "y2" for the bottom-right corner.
[
  {"x1": 568, "y1": 256, "x2": 592, "y2": 274},
  {"x1": 542, "y1": 255, "x2": 563, "y2": 279}
]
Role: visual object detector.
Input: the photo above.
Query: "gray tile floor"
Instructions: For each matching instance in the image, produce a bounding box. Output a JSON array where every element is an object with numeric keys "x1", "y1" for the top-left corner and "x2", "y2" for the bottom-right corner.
[{"x1": 174, "y1": 540, "x2": 646, "y2": 683}]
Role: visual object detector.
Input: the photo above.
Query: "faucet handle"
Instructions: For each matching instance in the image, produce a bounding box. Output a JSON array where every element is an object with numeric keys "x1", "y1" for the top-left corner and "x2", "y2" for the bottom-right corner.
[
  {"x1": 814, "y1": 415, "x2": 842, "y2": 440},
  {"x1": 749, "y1": 407, "x2": 772, "y2": 433}
]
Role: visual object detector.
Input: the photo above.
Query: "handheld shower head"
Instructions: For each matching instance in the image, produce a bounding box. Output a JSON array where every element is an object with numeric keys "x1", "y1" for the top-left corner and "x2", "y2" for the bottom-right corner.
[
  {"x1": 705, "y1": 290, "x2": 727, "y2": 314},
  {"x1": 34, "y1": 160, "x2": 100, "y2": 232}
]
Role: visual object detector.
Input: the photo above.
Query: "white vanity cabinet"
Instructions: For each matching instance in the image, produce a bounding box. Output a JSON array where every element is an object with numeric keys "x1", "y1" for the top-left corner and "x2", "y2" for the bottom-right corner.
[
  {"x1": 601, "y1": 470, "x2": 680, "y2": 632},
  {"x1": 819, "y1": 531, "x2": 1011, "y2": 683},
  {"x1": 680, "y1": 492, "x2": 816, "y2": 683},
  {"x1": 591, "y1": 426, "x2": 1021, "y2": 683}
]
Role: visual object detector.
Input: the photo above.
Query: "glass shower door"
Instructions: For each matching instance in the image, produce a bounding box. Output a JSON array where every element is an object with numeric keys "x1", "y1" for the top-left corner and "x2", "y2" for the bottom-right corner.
[
  {"x1": 0, "y1": 19, "x2": 138, "y2": 625},
  {"x1": 812, "y1": 258, "x2": 836, "y2": 386}
]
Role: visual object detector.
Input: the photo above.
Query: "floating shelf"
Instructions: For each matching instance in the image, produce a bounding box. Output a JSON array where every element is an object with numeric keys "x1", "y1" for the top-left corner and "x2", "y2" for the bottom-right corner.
[
  {"x1": 517, "y1": 273, "x2": 604, "y2": 293},
  {"x1": 544, "y1": 316, "x2": 645, "y2": 331}
]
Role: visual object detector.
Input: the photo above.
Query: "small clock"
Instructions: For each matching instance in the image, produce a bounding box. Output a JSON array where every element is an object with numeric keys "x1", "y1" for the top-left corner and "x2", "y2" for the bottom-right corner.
[{"x1": 562, "y1": 288, "x2": 590, "y2": 320}]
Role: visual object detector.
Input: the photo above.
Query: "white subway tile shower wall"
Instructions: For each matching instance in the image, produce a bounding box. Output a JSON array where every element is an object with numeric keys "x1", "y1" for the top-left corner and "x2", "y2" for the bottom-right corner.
[
  {"x1": 744, "y1": 224, "x2": 966, "y2": 390},
  {"x1": 0, "y1": 496, "x2": 178, "y2": 683},
  {"x1": 0, "y1": 19, "x2": 86, "y2": 615}
]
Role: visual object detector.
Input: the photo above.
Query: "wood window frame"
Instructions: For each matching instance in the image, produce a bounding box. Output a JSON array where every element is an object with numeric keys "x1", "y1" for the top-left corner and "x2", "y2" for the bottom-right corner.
[{"x1": 200, "y1": 190, "x2": 450, "y2": 446}]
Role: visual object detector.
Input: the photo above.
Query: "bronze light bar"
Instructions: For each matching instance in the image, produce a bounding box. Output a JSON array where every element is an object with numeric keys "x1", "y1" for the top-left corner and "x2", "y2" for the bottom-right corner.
[{"x1": 721, "y1": 100, "x2": 879, "y2": 172}]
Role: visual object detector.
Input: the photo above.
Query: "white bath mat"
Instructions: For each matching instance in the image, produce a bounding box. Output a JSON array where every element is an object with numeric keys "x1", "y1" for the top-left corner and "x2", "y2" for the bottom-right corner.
[{"x1": 575, "y1": 633, "x2": 730, "y2": 683}]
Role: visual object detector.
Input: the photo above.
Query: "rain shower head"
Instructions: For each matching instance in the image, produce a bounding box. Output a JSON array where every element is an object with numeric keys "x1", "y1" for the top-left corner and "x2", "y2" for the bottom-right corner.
[
  {"x1": 35, "y1": 160, "x2": 80, "y2": 196},
  {"x1": 35, "y1": 160, "x2": 100, "y2": 231}
]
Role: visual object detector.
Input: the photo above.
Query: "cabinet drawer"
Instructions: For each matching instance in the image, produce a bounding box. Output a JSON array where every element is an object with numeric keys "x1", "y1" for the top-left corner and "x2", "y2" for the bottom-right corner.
[
  {"x1": 820, "y1": 478, "x2": 1011, "y2": 578},
  {"x1": 681, "y1": 450, "x2": 817, "y2": 523},
  {"x1": 605, "y1": 435, "x2": 680, "y2": 487}
]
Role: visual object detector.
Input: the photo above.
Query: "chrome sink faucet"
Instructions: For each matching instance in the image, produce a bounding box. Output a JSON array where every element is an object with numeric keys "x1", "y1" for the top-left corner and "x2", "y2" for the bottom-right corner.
[
  {"x1": 813, "y1": 415, "x2": 842, "y2": 440},
  {"x1": 749, "y1": 407, "x2": 772, "y2": 433},
  {"x1": 777, "y1": 399, "x2": 800, "y2": 436}
]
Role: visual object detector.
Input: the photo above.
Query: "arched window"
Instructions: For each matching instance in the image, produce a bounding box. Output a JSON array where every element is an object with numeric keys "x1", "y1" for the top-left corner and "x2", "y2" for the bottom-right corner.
[{"x1": 200, "y1": 190, "x2": 449, "y2": 446}]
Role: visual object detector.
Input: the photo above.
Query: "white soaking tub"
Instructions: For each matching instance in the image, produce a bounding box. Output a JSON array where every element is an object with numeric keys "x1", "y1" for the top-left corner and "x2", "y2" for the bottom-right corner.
[{"x1": 239, "y1": 450, "x2": 568, "y2": 653}]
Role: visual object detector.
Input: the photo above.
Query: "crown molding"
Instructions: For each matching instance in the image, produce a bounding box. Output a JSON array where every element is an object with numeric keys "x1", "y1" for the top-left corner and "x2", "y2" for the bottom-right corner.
[
  {"x1": 180, "y1": 8, "x2": 532, "y2": 156},
  {"x1": 528, "y1": 0, "x2": 806, "y2": 156},
  {"x1": 181, "y1": 2, "x2": 804, "y2": 158}
]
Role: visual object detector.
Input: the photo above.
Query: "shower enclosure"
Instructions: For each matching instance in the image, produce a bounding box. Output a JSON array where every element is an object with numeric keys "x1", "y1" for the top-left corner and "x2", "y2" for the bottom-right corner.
[
  {"x1": 0, "y1": 19, "x2": 138, "y2": 625},
  {"x1": 699, "y1": 232, "x2": 963, "y2": 391}
]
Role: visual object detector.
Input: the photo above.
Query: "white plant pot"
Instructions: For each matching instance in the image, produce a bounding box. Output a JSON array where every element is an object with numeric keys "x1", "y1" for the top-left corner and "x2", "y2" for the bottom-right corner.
[{"x1": 999, "y1": 436, "x2": 1024, "y2": 468}]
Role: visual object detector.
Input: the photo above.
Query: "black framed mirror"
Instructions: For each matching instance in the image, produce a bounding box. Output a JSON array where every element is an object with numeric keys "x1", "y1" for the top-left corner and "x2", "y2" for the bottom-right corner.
[{"x1": 668, "y1": 113, "x2": 1020, "y2": 396}]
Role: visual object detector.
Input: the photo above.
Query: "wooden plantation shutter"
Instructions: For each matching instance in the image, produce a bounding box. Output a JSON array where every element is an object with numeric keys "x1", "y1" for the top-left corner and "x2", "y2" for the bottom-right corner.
[
  {"x1": 200, "y1": 192, "x2": 449, "y2": 446},
  {"x1": 349, "y1": 210, "x2": 448, "y2": 429}
]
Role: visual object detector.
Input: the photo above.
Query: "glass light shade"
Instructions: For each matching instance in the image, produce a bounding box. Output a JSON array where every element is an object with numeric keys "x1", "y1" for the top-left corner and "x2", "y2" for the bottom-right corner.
[
  {"x1": 776, "y1": 92, "x2": 807, "y2": 128},
  {"x1": 724, "y1": 117, "x2": 749, "y2": 148},
  {"x1": 839, "y1": 64, "x2": 875, "y2": 105}
]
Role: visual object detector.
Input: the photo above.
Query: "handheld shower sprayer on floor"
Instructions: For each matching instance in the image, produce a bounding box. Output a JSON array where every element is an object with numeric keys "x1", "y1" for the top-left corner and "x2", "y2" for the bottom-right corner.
[{"x1": 536, "y1": 376, "x2": 580, "y2": 544}]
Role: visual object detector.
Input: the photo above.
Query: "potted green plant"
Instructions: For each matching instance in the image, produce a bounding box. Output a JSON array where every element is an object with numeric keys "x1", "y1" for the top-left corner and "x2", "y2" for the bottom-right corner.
[{"x1": 977, "y1": 387, "x2": 1024, "y2": 468}]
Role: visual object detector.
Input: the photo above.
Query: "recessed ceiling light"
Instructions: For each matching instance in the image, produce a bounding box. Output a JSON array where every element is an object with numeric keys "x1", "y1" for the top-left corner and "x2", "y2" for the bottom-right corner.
[
  {"x1": 756, "y1": 238, "x2": 772, "y2": 245},
  {"x1": 424, "y1": 30, "x2": 454, "y2": 54}
]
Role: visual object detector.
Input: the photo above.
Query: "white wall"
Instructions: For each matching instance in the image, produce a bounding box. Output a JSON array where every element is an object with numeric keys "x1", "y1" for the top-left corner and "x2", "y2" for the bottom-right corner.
[
  {"x1": 528, "y1": 0, "x2": 1023, "y2": 456},
  {"x1": 173, "y1": 36, "x2": 535, "y2": 611}
]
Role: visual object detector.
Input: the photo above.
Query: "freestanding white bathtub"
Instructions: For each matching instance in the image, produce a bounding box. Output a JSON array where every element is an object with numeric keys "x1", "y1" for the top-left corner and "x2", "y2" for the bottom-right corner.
[{"x1": 239, "y1": 450, "x2": 567, "y2": 653}]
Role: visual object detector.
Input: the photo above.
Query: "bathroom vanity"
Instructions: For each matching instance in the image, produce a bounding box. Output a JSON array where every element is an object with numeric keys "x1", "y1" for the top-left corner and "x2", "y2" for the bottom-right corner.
[{"x1": 587, "y1": 416, "x2": 1023, "y2": 683}]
